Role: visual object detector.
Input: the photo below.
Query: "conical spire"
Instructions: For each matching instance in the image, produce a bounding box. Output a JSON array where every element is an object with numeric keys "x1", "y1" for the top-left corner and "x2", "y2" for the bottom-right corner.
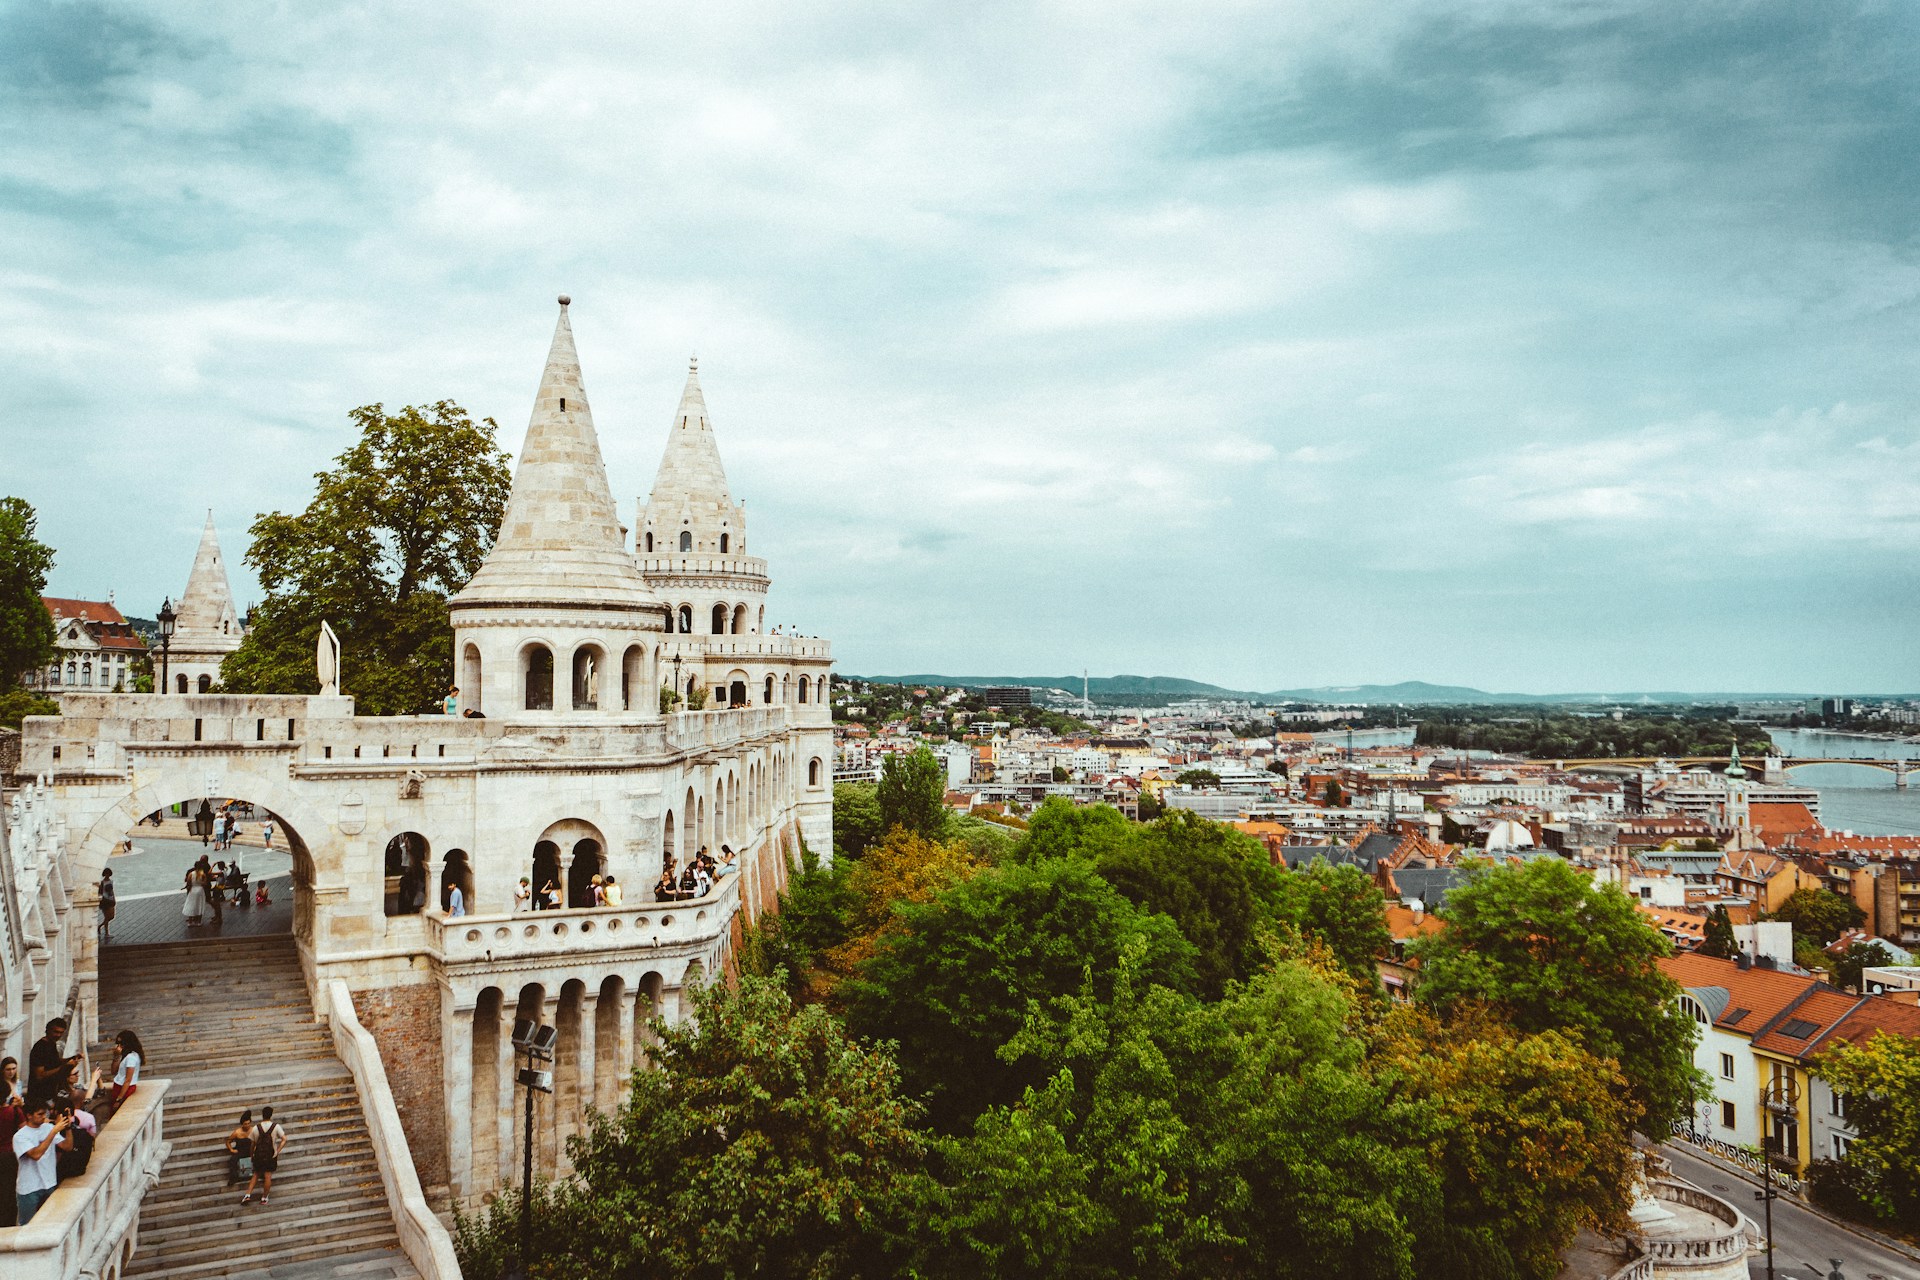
[
  {"x1": 172, "y1": 511, "x2": 240, "y2": 642},
  {"x1": 454, "y1": 297, "x2": 656, "y2": 610},
  {"x1": 647, "y1": 358, "x2": 734, "y2": 508}
]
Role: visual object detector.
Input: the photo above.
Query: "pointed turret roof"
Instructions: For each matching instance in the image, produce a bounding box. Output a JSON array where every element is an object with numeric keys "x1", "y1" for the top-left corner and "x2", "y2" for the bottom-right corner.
[
  {"x1": 646, "y1": 358, "x2": 734, "y2": 508},
  {"x1": 453, "y1": 297, "x2": 657, "y2": 611},
  {"x1": 172, "y1": 511, "x2": 241, "y2": 646}
]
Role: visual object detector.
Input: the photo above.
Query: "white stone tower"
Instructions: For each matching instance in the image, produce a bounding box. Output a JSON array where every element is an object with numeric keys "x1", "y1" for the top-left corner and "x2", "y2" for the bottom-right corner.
[
  {"x1": 167, "y1": 511, "x2": 244, "y2": 693},
  {"x1": 450, "y1": 296, "x2": 666, "y2": 718},
  {"x1": 637, "y1": 359, "x2": 770, "y2": 641}
]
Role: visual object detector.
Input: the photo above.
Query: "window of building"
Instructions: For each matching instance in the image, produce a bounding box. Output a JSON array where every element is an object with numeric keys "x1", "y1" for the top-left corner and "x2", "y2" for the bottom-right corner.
[
  {"x1": 645, "y1": 532, "x2": 654, "y2": 552},
  {"x1": 798, "y1": 675, "x2": 809, "y2": 704},
  {"x1": 524, "y1": 645, "x2": 555, "y2": 711},
  {"x1": 679, "y1": 531, "x2": 692, "y2": 552},
  {"x1": 1830, "y1": 1091, "x2": 1849, "y2": 1119},
  {"x1": 712, "y1": 603, "x2": 727, "y2": 635},
  {"x1": 720, "y1": 533, "x2": 729, "y2": 553},
  {"x1": 1832, "y1": 1133, "x2": 1850, "y2": 1160},
  {"x1": 808, "y1": 758, "x2": 822, "y2": 787},
  {"x1": 678, "y1": 605, "x2": 692, "y2": 633},
  {"x1": 1721, "y1": 1101, "x2": 1736, "y2": 1130},
  {"x1": 81, "y1": 662, "x2": 92, "y2": 686},
  {"x1": 198, "y1": 674, "x2": 212, "y2": 693},
  {"x1": 1720, "y1": 1053, "x2": 1735, "y2": 1080}
]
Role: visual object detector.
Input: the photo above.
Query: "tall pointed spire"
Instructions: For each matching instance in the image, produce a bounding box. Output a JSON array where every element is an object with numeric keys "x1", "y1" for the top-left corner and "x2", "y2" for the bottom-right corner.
[
  {"x1": 173, "y1": 511, "x2": 240, "y2": 642},
  {"x1": 647, "y1": 357, "x2": 734, "y2": 508},
  {"x1": 454, "y1": 297, "x2": 656, "y2": 610}
]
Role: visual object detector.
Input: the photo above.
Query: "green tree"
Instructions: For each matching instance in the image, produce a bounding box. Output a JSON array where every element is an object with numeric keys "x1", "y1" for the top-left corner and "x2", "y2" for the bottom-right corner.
[
  {"x1": 1015, "y1": 797, "x2": 1135, "y2": 866},
  {"x1": 0, "y1": 497, "x2": 56, "y2": 687},
  {"x1": 1411, "y1": 858, "x2": 1700, "y2": 1133},
  {"x1": 1276, "y1": 859, "x2": 1392, "y2": 991},
  {"x1": 878, "y1": 745, "x2": 949, "y2": 839},
  {"x1": 1767, "y1": 888, "x2": 1866, "y2": 948},
  {"x1": 220, "y1": 402, "x2": 510, "y2": 714},
  {"x1": 1175, "y1": 768, "x2": 1220, "y2": 787},
  {"x1": 1091, "y1": 809, "x2": 1285, "y2": 999},
  {"x1": 833, "y1": 782, "x2": 884, "y2": 859},
  {"x1": 1815, "y1": 1031, "x2": 1920, "y2": 1226},
  {"x1": 845, "y1": 858, "x2": 1196, "y2": 1132},
  {"x1": 0, "y1": 689, "x2": 59, "y2": 730},
  {"x1": 1833, "y1": 940, "x2": 1895, "y2": 993},
  {"x1": 1699, "y1": 905, "x2": 1737, "y2": 960},
  {"x1": 454, "y1": 974, "x2": 926, "y2": 1279},
  {"x1": 1373, "y1": 1006, "x2": 1637, "y2": 1280},
  {"x1": 1324, "y1": 780, "x2": 1344, "y2": 807}
]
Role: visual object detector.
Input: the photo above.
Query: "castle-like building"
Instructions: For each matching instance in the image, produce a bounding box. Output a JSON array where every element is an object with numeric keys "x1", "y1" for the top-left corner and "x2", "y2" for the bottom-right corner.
[{"x1": 2, "y1": 299, "x2": 834, "y2": 1264}]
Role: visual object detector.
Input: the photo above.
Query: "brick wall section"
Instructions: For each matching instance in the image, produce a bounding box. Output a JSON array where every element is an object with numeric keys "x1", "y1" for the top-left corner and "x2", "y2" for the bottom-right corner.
[{"x1": 350, "y1": 983, "x2": 450, "y2": 1189}]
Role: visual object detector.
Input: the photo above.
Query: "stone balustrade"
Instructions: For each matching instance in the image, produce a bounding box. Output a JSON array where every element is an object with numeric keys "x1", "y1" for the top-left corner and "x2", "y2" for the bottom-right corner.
[
  {"x1": 427, "y1": 869, "x2": 741, "y2": 968},
  {"x1": 1639, "y1": 1179, "x2": 1750, "y2": 1266},
  {"x1": 0, "y1": 1080, "x2": 171, "y2": 1280}
]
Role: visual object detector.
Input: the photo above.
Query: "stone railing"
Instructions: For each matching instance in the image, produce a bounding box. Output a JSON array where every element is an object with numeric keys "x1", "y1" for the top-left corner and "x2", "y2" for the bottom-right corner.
[
  {"x1": 326, "y1": 980, "x2": 461, "y2": 1280},
  {"x1": 427, "y1": 870, "x2": 742, "y2": 967},
  {"x1": 1641, "y1": 1180, "x2": 1749, "y2": 1264},
  {"x1": 0, "y1": 1080, "x2": 170, "y2": 1280},
  {"x1": 666, "y1": 707, "x2": 788, "y2": 754},
  {"x1": 1605, "y1": 1256, "x2": 1654, "y2": 1280}
]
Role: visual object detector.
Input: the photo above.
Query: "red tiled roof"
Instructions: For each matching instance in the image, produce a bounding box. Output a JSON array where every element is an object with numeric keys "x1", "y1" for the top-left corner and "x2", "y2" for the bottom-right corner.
[
  {"x1": 1824, "y1": 997, "x2": 1920, "y2": 1053},
  {"x1": 1659, "y1": 953, "x2": 1822, "y2": 1033},
  {"x1": 43, "y1": 596, "x2": 146, "y2": 652},
  {"x1": 1749, "y1": 802, "x2": 1821, "y2": 842},
  {"x1": 1750, "y1": 988, "x2": 1862, "y2": 1057}
]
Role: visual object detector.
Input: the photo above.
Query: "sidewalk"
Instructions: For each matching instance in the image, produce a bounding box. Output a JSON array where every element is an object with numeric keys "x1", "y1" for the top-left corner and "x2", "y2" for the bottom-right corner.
[
  {"x1": 102, "y1": 875, "x2": 294, "y2": 946},
  {"x1": 1663, "y1": 1136, "x2": 1920, "y2": 1265}
]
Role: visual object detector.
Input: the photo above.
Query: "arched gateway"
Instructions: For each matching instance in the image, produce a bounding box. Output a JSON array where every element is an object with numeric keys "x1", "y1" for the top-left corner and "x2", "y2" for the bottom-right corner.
[{"x1": 4, "y1": 298, "x2": 834, "y2": 1233}]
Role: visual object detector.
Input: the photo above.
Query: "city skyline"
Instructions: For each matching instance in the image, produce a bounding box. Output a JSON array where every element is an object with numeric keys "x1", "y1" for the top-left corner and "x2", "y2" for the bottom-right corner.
[{"x1": 6, "y1": 2, "x2": 1919, "y2": 692}]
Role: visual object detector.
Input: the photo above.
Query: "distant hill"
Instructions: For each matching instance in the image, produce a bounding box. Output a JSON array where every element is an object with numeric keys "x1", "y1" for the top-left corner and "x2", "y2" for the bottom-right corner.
[{"x1": 851, "y1": 674, "x2": 1846, "y2": 706}]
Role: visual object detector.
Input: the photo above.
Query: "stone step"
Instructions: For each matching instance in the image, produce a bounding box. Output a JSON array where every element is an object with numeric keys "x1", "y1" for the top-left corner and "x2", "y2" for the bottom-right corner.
[
  {"x1": 124, "y1": 1244, "x2": 419, "y2": 1280},
  {"x1": 126, "y1": 1209, "x2": 402, "y2": 1278}
]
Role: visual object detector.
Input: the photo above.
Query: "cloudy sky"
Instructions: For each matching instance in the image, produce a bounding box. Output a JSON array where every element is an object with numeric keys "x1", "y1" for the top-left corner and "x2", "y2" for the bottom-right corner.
[{"x1": 5, "y1": 1, "x2": 1918, "y2": 694}]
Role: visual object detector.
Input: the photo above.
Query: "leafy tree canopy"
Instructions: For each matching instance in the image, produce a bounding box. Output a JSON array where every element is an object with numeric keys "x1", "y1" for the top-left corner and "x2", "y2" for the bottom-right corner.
[
  {"x1": 1833, "y1": 940, "x2": 1896, "y2": 994},
  {"x1": 1411, "y1": 857, "x2": 1701, "y2": 1132},
  {"x1": 1766, "y1": 887, "x2": 1866, "y2": 948},
  {"x1": 1275, "y1": 859, "x2": 1392, "y2": 991},
  {"x1": 878, "y1": 745, "x2": 950, "y2": 840},
  {"x1": 1815, "y1": 1030, "x2": 1920, "y2": 1226},
  {"x1": 1699, "y1": 904, "x2": 1737, "y2": 960},
  {"x1": 0, "y1": 497, "x2": 56, "y2": 687},
  {"x1": 220, "y1": 402, "x2": 510, "y2": 714},
  {"x1": 834, "y1": 781, "x2": 884, "y2": 859},
  {"x1": 455, "y1": 973, "x2": 925, "y2": 1279},
  {"x1": 845, "y1": 857, "x2": 1196, "y2": 1132},
  {"x1": 1174, "y1": 767, "x2": 1220, "y2": 787},
  {"x1": 0, "y1": 689, "x2": 59, "y2": 731}
]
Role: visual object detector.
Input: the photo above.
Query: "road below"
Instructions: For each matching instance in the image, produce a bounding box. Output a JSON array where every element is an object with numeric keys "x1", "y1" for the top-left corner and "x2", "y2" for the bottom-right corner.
[{"x1": 1660, "y1": 1144, "x2": 1920, "y2": 1280}]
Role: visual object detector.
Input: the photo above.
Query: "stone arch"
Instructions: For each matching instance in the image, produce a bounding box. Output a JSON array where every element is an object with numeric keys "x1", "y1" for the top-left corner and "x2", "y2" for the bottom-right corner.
[
  {"x1": 644, "y1": 531, "x2": 654, "y2": 553},
  {"x1": 621, "y1": 644, "x2": 646, "y2": 711},
  {"x1": 662, "y1": 809, "x2": 677, "y2": 874},
  {"x1": 570, "y1": 642, "x2": 606, "y2": 711},
  {"x1": 174, "y1": 673, "x2": 187, "y2": 693},
  {"x1": 677, "y1": 604, "x2": 693, "y2": 634},
  {"x1": 461, "y1": 643, "x2": 483, "y2": 713},
  {"x1": 384, "y1": 831, "x2": 432, "y2": 916},
  {"x1": 763, "y1": 674, "x2": 774, "y2": 705},
  {"x1": 732, "y1": 603, "x2": 747, "y2": 634},
  {"x1": 554, "y1": 979, "x2": 588, "y2": 1166},
  {"x1": 471, "y1": 986, "x2": 505, "y2": 1192},
  {"x1": 696, "y1": 795, "x2": 707, "y2": 855},
  {"x1": 442, "y1": 848, "x2": 474, "y2": 913},
  {"x1": 809, "y1": 757, "x2": 823, "y2": 788},
  {"x1": 594, "y1": 974, "x2": 626, "y2": 1112},
  {"x1": 719, "y1": 532, "x2": 730, "y2": 553},
  {"x1": 522, "y1": 641, "x2": 555, "y2": 711},
  {"x1": 678, "y1": 530, "x2": 692, "y2": 552},
  {"x1": 635, "y1": 970, "x2": 666, "y2": 1058},
  {"x1": 514, "y1": 982, "x2": 555, "y2": 1174},
  {"x1": 711, "y1": 603, "x2": 728, "y2": 635},
  {"x1": 798, "y1": 675, "x2": 810, "y2": 704},
  {"x1": 727, "y1": 671, "x2": 748, "y2": 707},
  {"x1": 531, "y1": 840, "x2": 561, "y2": 909},
  {"x1": 567, "y1": 837, "x2": 605, "y2": 907},
  {"x1": 197, "y1": 673, "x2": 213, "y2": 693}
]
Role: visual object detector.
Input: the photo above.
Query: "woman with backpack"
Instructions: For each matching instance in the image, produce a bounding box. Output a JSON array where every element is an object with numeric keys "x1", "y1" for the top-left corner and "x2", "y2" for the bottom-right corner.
[{"x1": 225, "y1": 1110, "x2": 253, "y2": 1185}]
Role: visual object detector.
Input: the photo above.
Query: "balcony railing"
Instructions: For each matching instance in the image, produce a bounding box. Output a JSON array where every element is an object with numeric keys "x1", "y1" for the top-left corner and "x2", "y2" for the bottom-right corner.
[
  {"x1": 426, "y1": 870, "x2": 742, "y2": 966},
  {"x1": 0, "y1": 1081, "x2": 171, "y2": 1280}
]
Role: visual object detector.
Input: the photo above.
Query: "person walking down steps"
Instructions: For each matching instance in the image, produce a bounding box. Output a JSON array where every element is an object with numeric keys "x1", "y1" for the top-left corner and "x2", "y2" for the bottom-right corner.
[
  {"x1": 225, "y1": 1110, "x2": 253, "y2": 1186},
  {"x1": 240, "y1": 1105, "x2": 286, "y2": 1204},
  {"x1": 97, "y1": 868, "x2": 115, "y2": 943}
]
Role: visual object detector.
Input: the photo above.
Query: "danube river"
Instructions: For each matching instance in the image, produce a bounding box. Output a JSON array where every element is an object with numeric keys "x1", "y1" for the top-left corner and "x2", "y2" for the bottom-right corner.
[{"x1": 1323, "y1": 727, "x2": 1920, "y2": 836}]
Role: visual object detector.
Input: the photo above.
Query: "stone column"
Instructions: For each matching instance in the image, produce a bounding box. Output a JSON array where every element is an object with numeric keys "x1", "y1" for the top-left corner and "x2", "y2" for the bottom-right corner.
[
  {"x1": 445, "y1": 988, "x2": 475, "y2": 1201},
  {"x1": 495, "y1": 1003, "x2": 519, "y2": 1192}
]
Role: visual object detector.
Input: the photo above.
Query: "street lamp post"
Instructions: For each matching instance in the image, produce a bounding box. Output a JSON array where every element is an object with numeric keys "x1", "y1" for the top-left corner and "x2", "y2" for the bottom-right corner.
[
  {"x1": 507, "y1": 1018, "x2": 557, "y2": 1280},
  {"x1": 672, "y1": 654, "x2": 683, "y2": 710},
  {"x1": 156, "y1": 597, "x2": 176, "y2": 695},
  {"x1": 1755, "y1": 1074, "x2": 1801, "y2": 1280}
]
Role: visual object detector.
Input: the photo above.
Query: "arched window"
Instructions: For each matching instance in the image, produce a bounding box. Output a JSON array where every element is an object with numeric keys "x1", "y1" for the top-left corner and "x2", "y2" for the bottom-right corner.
[
  {"x1": 524, "y1": 645, "x2": 554, "y2": 710},
  {"x1": 678, "y1": 605, "x2": 693, "y2": 634},
  {"x1": 81, "y1": 662, "x2": 93, "y2": 686},
  {"x1": 711, "y1": 603, "x2": 728, "y2": 635},
  {"x1": 66, "y1": 661, "x2": 77, "y2": 684},
  {"x1": 384, "y1": 832, "x2": 431, "y2": 916},
  {"x1": 568, "y1": 838, "x2": 604, "y2": 907},
  {"x1": 531, "y1": 841, "x2": 560, "y2": 908},
  {"x1": 809, "y1": 757, "x2": 823, "y2": 787},
  {"x1": 764, "y1": 675, "x2": 774, "y2": 704},
  {"x1": 622, "y1": 645, "x2": 645, "y2": 711},
  {"x1": 662, "y1": 810, "x2": 676, "y2": 873},
  {"x1": 798, "y1": 675, "x2": 810, "y2": 704},
  {"x1": 571, "y1": 645, "x2": 602, "y2": 710},
  {"x1": 442, "y1": 849, "x2": 474, "y2": 912},
  {"x1": 719, "y1": 533, "x2": 730, "y2": 553},
  {"x1": 645, "y1": 532, "x2": 654, "y2": 552},
  {"x1": 197, "y1": 674, "x2": 212, "y2": 693},
  {"x1": 732, "y1": 603, "x2": 747, "y2": 634},
  {"x1": 679, "y1": 530, "x2": 692, "y2": 552},
  {"x1": 729, "y1": 679, "x2": 747, "y2": 707},
  {"x1": 462, "y1": 643, "x2": 483, "y2": 713},
  {"x1": 175, "y1": 673, "x2": 188, "y2": 693}
]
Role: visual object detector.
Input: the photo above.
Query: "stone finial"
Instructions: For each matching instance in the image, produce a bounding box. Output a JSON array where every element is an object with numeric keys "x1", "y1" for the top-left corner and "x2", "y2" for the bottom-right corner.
[{"x1": 558, "y1": 294, "x2": 571, "y2": 307}]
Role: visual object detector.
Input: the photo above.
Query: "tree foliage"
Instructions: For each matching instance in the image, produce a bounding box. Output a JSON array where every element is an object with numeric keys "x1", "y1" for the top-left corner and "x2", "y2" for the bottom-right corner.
[
  {"x1": 0, "y1": 689, "x2": 59, "y2": 730},
  {"x1": 1414, "y1": 712, "x2": 1772, "y2": 760},
  {"x1": 878, "y1": 745, "x2": 950, "y2": 840},
  {"x1": 1766, "y1": 887, "x2": 1865, "y2": 948},
  {"x1": 220, "y1": 402, "x2": 510, "y2": 714},
  {"x1": 1411, "y1": 857, "x2": 1700, "y2": 1132},
  {"x1": 1833, "y1": 940, "x2": 1896, "y2": 993},
  {"x1": 1698, "y1": 904, "x2": 1737, "y2": 959},
  {"x1": 455, "y1": 974, "x2": 925, "y2": 1279},
  {"x1": 834, "y1": 782, "x2": 884, "y2": 859},
  {"x1": 1814, "y1": 1031, "x2": 1920, "y2": 1227},
  {"x1": 0, "y1": 497, "x2": 56, "y2": 687},
  {"x1": 1275, "y1": 859, "x2": 1392, "y2": 991}
]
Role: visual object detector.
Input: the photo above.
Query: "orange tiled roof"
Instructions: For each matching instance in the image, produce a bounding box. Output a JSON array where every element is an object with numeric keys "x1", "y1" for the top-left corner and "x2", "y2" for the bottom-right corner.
[
  {"x1": 1750, "y1": 988, "x2": 1863, "y2": 1057},
  {"x1": 1659, "y1": 953, "x2": 1822, "y2": 1034},
  {"x1": 1825, "y1": 996, "x2": 1920, "y2": 1052},
  {"x1": 1385, "y1": 904, "x2": 1444, "y2": 941},
  {"x1": 1749, "y1": 802, "x2": 1821, "y2": 843}
]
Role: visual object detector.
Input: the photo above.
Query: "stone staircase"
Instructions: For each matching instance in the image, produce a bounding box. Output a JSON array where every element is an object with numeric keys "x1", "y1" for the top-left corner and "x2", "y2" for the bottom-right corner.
[{"x1": 97, "y1": 935, "x2": 421, "y2": 1280}]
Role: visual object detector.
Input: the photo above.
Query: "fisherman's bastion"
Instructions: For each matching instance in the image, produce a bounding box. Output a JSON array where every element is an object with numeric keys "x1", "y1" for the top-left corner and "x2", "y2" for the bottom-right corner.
[{"x1": 0, "y1": 298, "x2": 834, "y2": 1280}]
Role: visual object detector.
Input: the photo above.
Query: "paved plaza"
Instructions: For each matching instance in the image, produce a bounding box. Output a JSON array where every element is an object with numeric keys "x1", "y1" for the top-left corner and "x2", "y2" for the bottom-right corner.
[{"x1": 101, "y1": 834, "x2": 294, "y2": 946}]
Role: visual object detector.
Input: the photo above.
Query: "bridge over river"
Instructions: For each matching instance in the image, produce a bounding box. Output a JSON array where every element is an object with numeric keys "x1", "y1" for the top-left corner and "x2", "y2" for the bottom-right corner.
[{"x1": 1558, "y1": 755, "x2": 1912, "y2": 787}]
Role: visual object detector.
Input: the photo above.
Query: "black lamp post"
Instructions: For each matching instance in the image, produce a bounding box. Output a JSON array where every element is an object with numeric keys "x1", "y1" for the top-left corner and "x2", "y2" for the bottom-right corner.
[
  {"x1": 672, "y1": 654, "x2": 683, "y2": 710},
  {"x1": 156, "y1": 597, "x2": 176, "y2": 694},
  {"x1": 507, "y1": 1018, "x2": 557, "y2": 1280}
]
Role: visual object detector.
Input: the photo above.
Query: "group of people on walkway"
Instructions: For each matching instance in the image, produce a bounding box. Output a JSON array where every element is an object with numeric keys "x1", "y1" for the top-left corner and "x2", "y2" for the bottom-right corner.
[
  {"x1": 182, "y1": 856, "x2": 270, "y2": 926},
  {"x1": 226, "y1": 1105, "x2": 289, "y2": 1204},
  {"x1": 513, "y1": 872, "x2": 623, "y2": 911},
  {"x1": 653, "y1": 846, "x2": 736, "y2": 903},
  {"x1": 3, "y1": 1021, "x2": 144, "y2": 1226}
]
